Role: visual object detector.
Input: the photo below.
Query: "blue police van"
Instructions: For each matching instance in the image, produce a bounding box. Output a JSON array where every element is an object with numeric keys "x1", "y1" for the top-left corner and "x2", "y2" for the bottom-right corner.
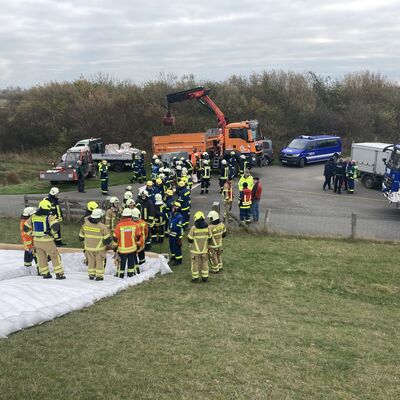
[{"x1": 279, "y1": 135, "x2": 342, "y2": 167}]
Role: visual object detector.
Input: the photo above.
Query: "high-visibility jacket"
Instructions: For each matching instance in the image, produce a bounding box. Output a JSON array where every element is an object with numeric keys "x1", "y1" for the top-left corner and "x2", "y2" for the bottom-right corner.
[
  {"x1": 133, "y1": 219, "x2": 148, "y2": 251},
  {"x1": 220, "y1": 165, "x2": 229, "y2": 180},
  {"x1": 239, "y1": 188, "x2": 252, "y2": 209},
  {"x1": 98, "y1": 162, "x2": 108, "y2": 175},
  {"x1": 239, "y1": 159, "x2": 248, "y2": 174},
  {"x1": 20, "y1": 217, "x2": 33, "y2": 250},
  {"x1": 187, "y1": 225, "x2": 212, "y2": 254},
  {"x1": 79, "y1": 220, "x2": 111, "y2": 252},
  {"x1": 209, "y1": 222, "x2": 227, "y2": 249},
  {"x1": 168, "y1": 212, "x2": 183, "y2": 239},
  {"x1": 155, "y1": 204, "x2": 166, "y2": 226},
  {"x1": 105, "y1": 206, "x2": 122, "y2": 232},
  {"x1": 45, "y1": 195, "x2": 63, "y2": 222},
  {"x1": 185, "y1": 159, "x2": 193, "y2": 174},
  {"x1": 113, "y1": 218, "x2": 140, "y2": 254},
  {"x1": 24, "y1": 213, "x2": 60, "y2": 242},
  {"x1": 203, "y1": 165, "x2": 211, "y2": 179},
  {"x1": 223, "y1": 181, "x2": 233, "y2": 202},
  {"x1": 347, "y1": 165, "x2": 358, "y2": 179},
  {"x1": 178, "y1": 188, "x2": 191, "y2": 211},
  {"x1": 238, "y1": 175, "x2": 254, "y2": 191}
]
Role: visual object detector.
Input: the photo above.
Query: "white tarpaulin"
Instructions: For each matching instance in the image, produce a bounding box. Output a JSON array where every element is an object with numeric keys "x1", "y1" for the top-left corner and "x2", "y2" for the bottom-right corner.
[{"x1": 0, "y1": 250, "x2": 172, "y2": 338}]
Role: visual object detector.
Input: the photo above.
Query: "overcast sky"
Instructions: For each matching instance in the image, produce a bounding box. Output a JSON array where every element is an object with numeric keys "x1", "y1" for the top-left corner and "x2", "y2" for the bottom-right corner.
[{"x1": 1, "y1": 0, "x2": 400, "y2": 88}]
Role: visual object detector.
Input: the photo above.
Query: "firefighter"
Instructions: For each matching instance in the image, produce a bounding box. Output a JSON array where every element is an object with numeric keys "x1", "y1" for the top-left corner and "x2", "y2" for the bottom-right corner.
[
  {"x1": 187, "y1": 211, "x2": 212, "y2": 282},
  {"x1": 238, "y1": 182, "x2": 252, "y2": 223},
  {"x1": 200, "y1": 159, "x2": 211, "y2": 194},
  {"x1": 154, "y1": 178, "x2": 165, "y2": 199},
  {"x1": 181, "y1": 168, "x2": 193, "y2": 190},
  {"x1": 125, "y1": 198, "x2": 136, "y2": 210},
  {"x1": 79, "y1": 208, "x2": 112, "y2": 281},
  {"x1": 238, "y1": 155, "x2": 249, "y2": 177},
  {"x1": 123, "y1": 191, "x2": 133, "y2": 208},
  {"x1": 44, "y1": 187, "x2": 65, "y2": 246},
  {"x1": 167, "y1": 201, "x2": 183, "y2": 265},
  {"x1": 130, "y1": 153, "x2": 142, "y2": 183},
  {"x1": 83, "y1": 201, "x2": 99, "y2": 222},
  {"x1": 20, "y1": 206, "x2": 37, "y2": 271},
  {"x1": 140, "y1": 150, "x2": 147, "y2": 181},
  {"x1": 105, "y1": 196, "x2": 122, "y2": 232},
  {"x1": 113, "y1": 208, "x2": 141, "y2": 278},
  {"x1": 136, "y1": 189, "x2": 155, "y2": 249},
  {"x1": 164, "y1": 189, "x2": 175, "y2": 222},
  {"x1": 132, "y1": 208, "x2": 147, "y2": 269},
  {"x1": 222, "y1": 176, "x2": 234, "y2": 222},
  {"x1": 184, "y1": 157, "x2": 194, "y2": 175},
  {"x1": 207, "y1": 210, "x2": 227, "y2": 273},
  {"x1": 334, "y1": 158, "x2": 346, "y2": 194},
  {"x1": 145, "y1": 180, "x2": 155, "y2": 202},
  {"x1": 177, "y1": 180, "x2": 191, "y2": 230},
  {"x1": 151, "y1": 158, "x2": 161, "y2": 180},
  {"x1": 98, "y1": 159, "x2": 109, "y2": 195},
  {"x1": 23, "y1": 199, "x2": 66, "y2": 279},
  {"x1": 238, "y1": 169, "x2": 254, "y2": 191},
  {"x1": 154, "y1": 193, "x2": 166, "y2": 244},
  {"x1": 347, "y1": 160, "x2": 358, "y2": 194},
  {"x1": 228, "y1": 151, "x2": 237, "y2": 179},
  {"x1": 219, "y1": 159, "x2": 229, "y2": 193}
]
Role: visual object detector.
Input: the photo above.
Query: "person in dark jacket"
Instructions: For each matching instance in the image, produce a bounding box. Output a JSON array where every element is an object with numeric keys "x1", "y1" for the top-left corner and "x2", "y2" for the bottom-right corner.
[
  {"x1": 334, "y1": 159, "x2": 346, "y2": 194},
  {"x1": 323, "y1": 157, "x2": 336, "y2": 190},
  {"x1": 251, "y1": 177, "x2": 262, "y2": 222}
]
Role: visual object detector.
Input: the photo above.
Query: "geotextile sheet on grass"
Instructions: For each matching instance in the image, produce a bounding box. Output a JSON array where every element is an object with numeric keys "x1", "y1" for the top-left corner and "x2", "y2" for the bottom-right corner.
[{"x1": 0, "y1": 250, "x2": 172, "y2": 338}]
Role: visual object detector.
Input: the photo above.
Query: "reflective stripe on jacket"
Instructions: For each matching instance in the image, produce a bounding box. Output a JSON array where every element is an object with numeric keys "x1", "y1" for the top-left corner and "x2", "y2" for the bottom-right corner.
[
  {"x1": 187, "y1": 226, "x2": 212, "y2": 254},
  {"x1": 209, "y1": 222, "x2": 226, "y2": 248},
  {"x1": 113, "y1": 218, "x2": 139, "y2": 253},
  {"x1": 79, "y1": 221, "x2": 110, "y2": 251}
]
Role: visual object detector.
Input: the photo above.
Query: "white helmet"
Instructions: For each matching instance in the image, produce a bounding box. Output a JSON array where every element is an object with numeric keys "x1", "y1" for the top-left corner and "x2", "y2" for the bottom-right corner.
[
  {"x1": 176, "y1": 165, "x2": 182, "y2": 170},
  {"x1": 125, "y1": 185, "x2": 133, "y2": 191},
  {"x1": 240, "y1": 155, "x2": 246, "y2": 159},
  {"x1": 159, "y1": 167, "x2": 164, "y2": 173},
  {"x1": 221, "y1": 159, "x2": 227, "y2": 165},
  {"x1": 180, "y1": 157, "x2": 185, "y2": 161},
  {"x1": 159, "y1": 173, "x2": 166, "y2": 179},
  {"x1": 109, "y1": 196, "x2": 119, "y2": 204},
  {"x1": 164, "y1": 168, "x2": 170, "y2": 174},
  {"x1": 176, "y1": 160, "x2": 183, "y2": 166},
  {"x1": 141, "y1": 150, "x2": 146, "y2": 155},
  {"x1": 125, "y1": 198, "x2": 135, "y2": 206},
  {"x1": 141, "y1": 189, "x2": 149, "y2": 197},
  {"x1": 131, "y1": 208, "x2": 141, "y2": 219},
  {"x1": 122, "y1": 208, "x2": 132, "y2": 217},
  {"x1": 124, "y1": 191, "x2": 133, "y2": 200},
  {"x1": 203, "y1": 152, "x2": 208, "y2": 156},
  {"x1": 182, "y1": 167, "x2": 188, "y2": 174},
  {"x1": 49, "y1": 187, "x2": 59, "y2": 196},
  {"x1": 152, "y1": 155, "x2": 158, "y2": 160},
  {"x1": 155, "y1": 159, "x2": 161, "y2": 164},
  {"x1": 155, "y1": 193, "x2": 163, "y2": 205},
  {"x1": 207, "y1": 210, "x2": 220, "y2": 221},
  {"x1": 203, "y1": 159, "x2": 209, "y2": 165},
  {"x1": 91, "y1": 209, "x2": 103, "y2": 219},
  {"x1": 22, "y1": 206, "x2": 36, "y2": 217}
]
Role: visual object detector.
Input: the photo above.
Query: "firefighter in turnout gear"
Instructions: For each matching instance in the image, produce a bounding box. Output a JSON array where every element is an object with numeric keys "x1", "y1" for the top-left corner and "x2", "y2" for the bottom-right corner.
[
  {"x1": 132, "y1": 208, "x2": 148, "y2": 268},
  {"x1": 228, "y1": 151, "x2": 237, "y2": 179},
  {"x1": 219, "y1": 159, "x2": 229, "y2": 193},
  {"x1": 154, "y1": 193, "x2": 166, "y2": 244},
  {"x1": 238, "y1": 155, "x2": 249, "y2": 177},
  {"x1": 200, "y1": 159, "x2": 211, "y2": 194},
  {"x1": 223, "y1": 177, "x2": 234, "y2": 222},
  {"x1": 187, "y1": 211, "x2": 212, "y2": 282},
  {"x1": 177, "y1": 180, "x2": 191, "y2": 230},
  {"x1": 44, "y1": 187, "x2": 65, "y2": 246},
  {"x1": 20, "y1": 207, "x2": 37, "y2": 270},
  {"x1": 24, "y1": 199, "x2": 66, "y2": 279},
  {"x1": 207, "y1": 211, "x2": 227, "y2": 273},
  {"x1": 113, "y1": 208, "x2": 141, "y2": 278},
  {"x1": 139, "y1": 150, "x2": 147, "y2": 181},
  {"x1": 238, "y1": 169, "x2": 254, "y2": 191},
  {"x1": 136, "y1": 190, "x2": 155, "y2": 249},
  {"x1": 239, "y1": 182, "x2": 252, "y2": 223},
  {"x1": 347, "y1": 160, "x2": 358, "y2": 194},
  {"x1": 79, "y1": 208, "x2": 112, "y2": 281},
  {"x1": 168, "y1": 202, "x2": 183, "y2": 265},
  {"x1": 98, "y1": 160, "x2": 109, "y2": 195},
  {"x1": 130, "y1": 153, "x2": 142, "y2": 183},
  {"x1": 105, "y1": 197, "x2": 122, "y2": 232}
]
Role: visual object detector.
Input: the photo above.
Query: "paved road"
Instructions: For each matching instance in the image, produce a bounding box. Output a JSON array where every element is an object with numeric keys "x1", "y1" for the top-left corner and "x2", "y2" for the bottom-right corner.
[{"x1": 1, "y1": 163, "x2": 399, "y2": 239}]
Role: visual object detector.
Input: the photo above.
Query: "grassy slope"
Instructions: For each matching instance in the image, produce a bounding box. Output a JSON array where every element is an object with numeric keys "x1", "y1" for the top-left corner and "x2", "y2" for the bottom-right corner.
[{"x1": 0, "y1": 228, "x2": 399, "y2": 399}]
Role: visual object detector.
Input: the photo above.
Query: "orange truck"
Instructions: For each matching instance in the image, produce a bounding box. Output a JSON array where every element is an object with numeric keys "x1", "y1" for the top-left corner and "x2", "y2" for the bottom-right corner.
[{"x1": 152, "y1": 87, "x2": 266, "y2": 167}]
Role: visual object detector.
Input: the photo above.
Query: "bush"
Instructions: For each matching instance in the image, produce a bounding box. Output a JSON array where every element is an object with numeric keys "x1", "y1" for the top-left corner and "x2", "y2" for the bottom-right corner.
[{"x1": 6, "y1": 172, "x2": 21, "y2": 185}]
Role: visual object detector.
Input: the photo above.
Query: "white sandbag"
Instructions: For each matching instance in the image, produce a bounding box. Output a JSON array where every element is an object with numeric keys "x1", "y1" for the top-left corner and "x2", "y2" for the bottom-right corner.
[{"x1": 105, "y1": 144, "x2": 120, "y2": 153}]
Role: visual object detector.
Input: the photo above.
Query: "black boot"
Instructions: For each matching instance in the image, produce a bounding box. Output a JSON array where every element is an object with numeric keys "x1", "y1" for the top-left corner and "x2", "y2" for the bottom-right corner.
[
  {"x1": 89, "y1": 275, "x2": 95, "y2": 280},
  {"x1": 136, "y1": 267, "x2": 141, "y2": 274},
  {"x1": 42, "y1": 272, "x2": 52, "y2": 279},
  {"x1": 191, "y1": 277, "x2": 199, "y2": 283},
  {"x1": 202, "y1": 277, "x2": 208, "y2": 282},
  {"x1": 56, "y1": 273, "x2": 66, "y2": 280},
  {"x1": 95, "y1": 276, "x2": 104, "y2": 281}
]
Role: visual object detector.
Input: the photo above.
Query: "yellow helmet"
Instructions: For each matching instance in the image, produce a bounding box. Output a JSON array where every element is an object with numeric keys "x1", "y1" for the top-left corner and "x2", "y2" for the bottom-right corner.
[
  {"x1": 39, "y1": 199, "x2": 52, "y2": 210},
  {"x1": 156, "y1": 178, "x2": 162, "y2": 184},
  {"x1": 194, "y1": 211, "x2": 205, "y2": 222},
  {"x1": 146, "y1": 180, "x2": 153, "y2": 186},
  {"x1": 177, "y1": 180, "x2": 186, "y2": 187},
  {"x1": 102, "y1": 160, "x2": 107, "y2": 164},
  {"x1": 173, "y1": 201, "x2": 181, "y2": 208},
  {"x1": 166, "y1": 189, "x2": 173, "y2": 196},
  {"x1": 87, "y1": 201, "x2": 98, "y2": 211}
]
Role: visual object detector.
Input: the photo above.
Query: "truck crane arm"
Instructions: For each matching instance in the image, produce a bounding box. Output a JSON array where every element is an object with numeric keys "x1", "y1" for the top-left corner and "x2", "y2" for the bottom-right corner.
[{"x1": 163, "y1": 87, "x2": 227, "y2": 129}]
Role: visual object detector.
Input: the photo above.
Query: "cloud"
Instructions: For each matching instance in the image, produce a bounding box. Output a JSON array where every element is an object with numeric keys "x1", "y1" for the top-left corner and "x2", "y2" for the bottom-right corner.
[{"x1": 0, "y1": 0, "x2": 399, "y2": 87}]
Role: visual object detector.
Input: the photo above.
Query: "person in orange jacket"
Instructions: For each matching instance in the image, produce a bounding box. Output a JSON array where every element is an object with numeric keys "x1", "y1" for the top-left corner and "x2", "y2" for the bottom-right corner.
[
  {"x1": 131, "y1": 207, "x2": 148, "y2": 269},
  {"x1": 20, "y1": 206, "x2": 37, "y2": 272}
]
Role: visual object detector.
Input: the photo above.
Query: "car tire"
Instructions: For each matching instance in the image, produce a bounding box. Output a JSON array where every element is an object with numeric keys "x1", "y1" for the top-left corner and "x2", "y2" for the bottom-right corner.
[
  {"x1": 298, "y1": 158, "x2": 306, "y2": 168},
  {"x1": 362, "y1": 175, "x2": 375, "y2": 189}
]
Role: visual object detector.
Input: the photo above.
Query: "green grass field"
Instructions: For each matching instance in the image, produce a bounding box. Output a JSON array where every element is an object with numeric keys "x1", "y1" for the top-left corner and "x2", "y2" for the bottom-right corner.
[{"x1": 0, "y1": 222, "x2": 399, "y2": 399}]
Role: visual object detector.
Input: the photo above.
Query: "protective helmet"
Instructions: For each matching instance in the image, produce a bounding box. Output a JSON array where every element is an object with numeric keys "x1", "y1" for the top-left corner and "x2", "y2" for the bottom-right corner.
[
  {"x1": 176, "y1": 165, "x2": 182, "y2": 170},
  {"x1": 230, "y1": 151, "x2": 235, "y2": 156},
  {"x1": 159, "y1": 167, "x2": 164, "y2": 173},
  {"x1": 156, "y1": 178, "x2": 162, "y2": 185},
  {"x1": 177, "y1": 180, "x2": 186, "y2": 187},
  {"x1": 221, "y1": 159, "x2": 227, "y2": 165},
  {"x1": 176, "y1": 161, "x2": 182, "y2": 166},
  {"x1": 91, "y1": 209, "x2": 103, "y2": 219},
  {"x1": 180, "y1": 157, "x2": 185, "y2": 161},
  {"x1": 203, "y1": 152, "x2": 208, "y2": 156},
  {"x1": 121, "y1": 208, "x2": 132, "y2": 217},
  {"x1": 131, "y1": 208, "x2": 141, "y2": 219},
  {"x1": 194, "y1": 211, "x2": 205, "y2": 222},
  {"x1": 126, "y1": 198, "x2": 135, "y2": 206},
  {"x1": 173, "y1": 201, "x2": 181, "y2": 208},
  {"x1": 164, "y1": 168, "x2": 170, "y2": 174},
  {"x1": 49, "y1": 187, "x2": 59, "y2": 196},
  {"x1": 22, "y1": 207, "x2": 36, "y2": 217},
  {"x1": 124, "y1": 191, "x2": 133, "y2": 200},
  {"x1": 155, "y1": 193, "x2": 163, "y2": 204},
  {"x1": 159, "y1": 173, "x2": 166, "y2": 179},
  {"x1": 166, "y1": 189, "x2": 173, "y2": 196},
  {"x1": 203, "y1": 159, "x2": 209, "y2": 165},
  {"x1": 182, "y1": 167, "x2": 188, "y2": 174},
  {"x1": 141, "y1": 189, "x2": 149, "y2": 197},
  {"x1": 240, "y1": 155, "x2": 246, "y2": 159},
  {"x1": 207, "y1": 210, "x2": 220, "y2": 221},
  {"x1": 110, "y1": 196, "x2": 119, "y2": 204},
  {"x1": 141, "y1": 150, "x2": 146, "y2": 155},
  {"x1": 39, "y1": 199, "x2": 52, "y2": 210},
  {"x1": 87, "y1": 201, "x2": 99, "y2": 211},
  {"x1": 155, "y1": 159, "x2": 161, "y2": 165},
  {"x1": 152, "y1": 155, "x2": 158, "y2": 160},
  {"x1": 146, "y1": 180, "x2": 153, "y2": 186},
  {"x1": 126, "y1": 185, "x2": 133, "y2": 191},
  {"x1": 194, "y1": 153, "x2": 199, "y2": 157},
  {"x1": 102, "y1": 160, "x2": 107, "y2": 164},
  {"x1": 172, "y1": 156, "x2": 177, "y2": 161}
]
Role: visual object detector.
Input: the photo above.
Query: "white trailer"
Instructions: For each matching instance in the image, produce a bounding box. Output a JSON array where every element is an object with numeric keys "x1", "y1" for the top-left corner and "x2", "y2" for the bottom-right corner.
[{"x1": 351, "y1": 142, "x2": 392, "y2": 189}]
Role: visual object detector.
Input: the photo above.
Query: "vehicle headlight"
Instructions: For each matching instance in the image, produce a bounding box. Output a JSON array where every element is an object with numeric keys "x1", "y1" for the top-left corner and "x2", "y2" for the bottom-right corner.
[{"x1": 291, "y1": 154, "x2": 300, "y2": 157}]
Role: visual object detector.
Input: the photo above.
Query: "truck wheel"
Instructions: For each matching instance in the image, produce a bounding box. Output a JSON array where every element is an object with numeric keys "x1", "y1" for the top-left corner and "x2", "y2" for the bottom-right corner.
[
  {"x1": 298, "y1": 158, "x2": 306, "y2": 168},
  {"x1": 113, "y1": 162, "x2": 125, "y2": 172},
  {"x1": 362, "y1": 175, "x2": 375, "y2": 189}
]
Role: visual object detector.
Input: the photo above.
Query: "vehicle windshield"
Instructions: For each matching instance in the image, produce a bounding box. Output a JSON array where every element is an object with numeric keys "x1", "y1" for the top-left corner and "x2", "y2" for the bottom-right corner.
[
  {"x1": 59, "y1": 152, "x2": 80, "y2": 167},
  {"x1": 250, "y1": 126, "x2": 261, "y2": 141},
  {"x1": 287, "y1": 139, "x2": 308, "y2": 149},
  {"x1": 388, "y1": 149, "x2": 400, "y2": 170}
]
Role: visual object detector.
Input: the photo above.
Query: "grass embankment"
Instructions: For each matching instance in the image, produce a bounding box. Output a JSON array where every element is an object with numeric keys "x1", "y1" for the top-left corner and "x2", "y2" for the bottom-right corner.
[
  {"x1": 0, "y1": 223, "x2": 399, "y2": 399},
  {"x1": 0, "y1": 159, "x2": 133, "y2": 194}
]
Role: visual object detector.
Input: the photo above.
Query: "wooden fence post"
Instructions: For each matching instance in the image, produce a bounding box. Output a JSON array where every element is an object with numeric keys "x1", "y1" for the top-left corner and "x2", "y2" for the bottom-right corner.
[
  {"x1": 264, "y1": 208, "x2": 271, "y2": 232},
  {"x1": 351, "y1": 213, "x2": 357, "y2": 239}
]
